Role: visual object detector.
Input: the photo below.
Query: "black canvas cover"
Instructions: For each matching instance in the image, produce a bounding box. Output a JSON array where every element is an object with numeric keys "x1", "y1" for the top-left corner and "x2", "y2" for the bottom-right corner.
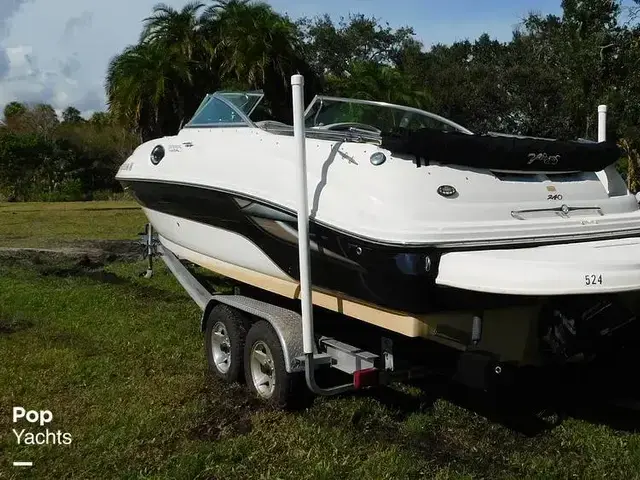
[{"x1": 381, "y1": 128, "x2": 622, "y2": 172}]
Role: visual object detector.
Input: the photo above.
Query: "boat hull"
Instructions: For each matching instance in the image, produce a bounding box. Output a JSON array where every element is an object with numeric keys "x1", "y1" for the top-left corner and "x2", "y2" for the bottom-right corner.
[
  {"x1": 122, "y1": 179, "x2": 640, "y2": 367},
  {"x1": 141, "y1": 206, "x2": 291, "y2": 281},
  {"x1": 123, "y1": 179, "x2": 537, "y2": 315},
  {"x1": 124, "y1": 178, "x2": 640, "y2": 308}
]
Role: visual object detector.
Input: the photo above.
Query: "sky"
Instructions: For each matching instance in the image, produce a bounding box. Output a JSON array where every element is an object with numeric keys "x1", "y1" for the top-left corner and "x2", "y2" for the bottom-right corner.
[{"x1": 0, "y1": 0, "x2": 601, "y2": 119}]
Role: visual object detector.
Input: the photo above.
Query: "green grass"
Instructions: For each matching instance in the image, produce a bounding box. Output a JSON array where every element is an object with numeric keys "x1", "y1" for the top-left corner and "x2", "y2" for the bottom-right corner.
[
  {"x1": 2, "y1": 202, "x2": 640, "y2": 479},
  {"x1": 1, "y1": 259, "x2": 640, "y2": 479},
  {"x1": 0, "y1": 201, "x2": 145, "y2": 248}
]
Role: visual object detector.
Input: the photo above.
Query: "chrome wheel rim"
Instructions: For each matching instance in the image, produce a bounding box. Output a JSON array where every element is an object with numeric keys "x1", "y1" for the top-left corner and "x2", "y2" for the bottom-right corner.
[
  {"x1": 210, "y1": 322, "x2": 231, "y2": 374},
  {"x1": 249, "y1": 340, "x2": 276, "y2": 398}
]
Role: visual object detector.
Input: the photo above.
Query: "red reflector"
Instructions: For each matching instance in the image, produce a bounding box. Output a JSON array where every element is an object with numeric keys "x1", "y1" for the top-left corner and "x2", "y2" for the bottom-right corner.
[{"x1": 353, "y1": 368, "x2": 378, "y2": 389}]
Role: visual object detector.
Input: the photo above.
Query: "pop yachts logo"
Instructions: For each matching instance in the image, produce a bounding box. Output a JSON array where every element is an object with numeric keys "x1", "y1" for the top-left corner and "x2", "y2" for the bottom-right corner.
[
  {"x1": 527, "y1": 153, "x2": 561, "y2": 165},
  {"x1": 11, "y1": 407, "x2": 72, "y2": 446}
]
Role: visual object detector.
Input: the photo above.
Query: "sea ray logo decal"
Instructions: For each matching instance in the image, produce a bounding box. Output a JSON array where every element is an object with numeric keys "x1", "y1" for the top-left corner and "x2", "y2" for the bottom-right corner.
[{"x1": 546, "y1": 184, "x2": 562, "y2": 200}]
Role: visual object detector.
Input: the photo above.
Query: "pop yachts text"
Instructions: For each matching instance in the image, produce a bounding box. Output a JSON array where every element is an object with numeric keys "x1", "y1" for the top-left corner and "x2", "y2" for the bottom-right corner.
[
  {"x1": 13, "y1": 428, "x2": 72, "y2": 445},
  {"x1": 11, "y1": 407, "x2": 73, "y2": 445}
]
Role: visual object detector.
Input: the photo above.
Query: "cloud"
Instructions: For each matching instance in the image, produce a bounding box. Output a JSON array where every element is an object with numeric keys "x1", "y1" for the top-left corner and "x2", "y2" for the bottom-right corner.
[
  {"x1": 0, "y1": 2, "x2": 106, "y2": 116},
  {"x1": 0, "y1": 48, "x2": 9, "y2": 79},
  {"x1": 0, "y1": 45, "x2": 107, "y2": 113},
  {"x1": 0, "y1": 0, "x2": 33, "y2": 82},
  {"x1": 62, "y1": 11, "x2": 93, "y2": 42},
  {"x1": 0, "y1": 0, "x2": 32, "y2": 39},
  {"x1": 5, "y1": 45, "x2": 36, "y2": 75},
  {"x1": 59, "y1": 54, "x2": 81, "y2": 78},
  {"x1": 74, "y1": 89, "x2": 104, "y2": 112}
]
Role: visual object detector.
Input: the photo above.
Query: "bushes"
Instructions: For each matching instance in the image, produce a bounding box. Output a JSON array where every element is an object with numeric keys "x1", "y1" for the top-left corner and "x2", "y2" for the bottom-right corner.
[{"x1": 0, "y1": 109, "x2": 137, "y2": 202}]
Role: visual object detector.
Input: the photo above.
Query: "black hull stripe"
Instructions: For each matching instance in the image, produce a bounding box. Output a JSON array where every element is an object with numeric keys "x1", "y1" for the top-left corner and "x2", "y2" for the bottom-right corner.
[
  {"x1": 118, "y1": 176, "x2": 640, "y2": 250},
  {"x1": 122, "y1": 179, "x2": 536, "y2": 314},
  {"x1": 120, "y1": 176, "x2": 423, "y2": 249}
]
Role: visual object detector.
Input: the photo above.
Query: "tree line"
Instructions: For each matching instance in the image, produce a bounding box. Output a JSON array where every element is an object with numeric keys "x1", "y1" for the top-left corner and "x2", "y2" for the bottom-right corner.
[
  {"x1": 0, "y1": 103, "x2": 138, "y2": 201},
  {"x1": 2, "y1": 0, "x2": 640, "y2": 201}
]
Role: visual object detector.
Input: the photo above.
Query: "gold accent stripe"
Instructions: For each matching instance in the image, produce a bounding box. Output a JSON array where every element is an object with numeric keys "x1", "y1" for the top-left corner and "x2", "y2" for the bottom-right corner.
[{"x1": 159, "y1": 237, "x2": 442, "y2": 339}]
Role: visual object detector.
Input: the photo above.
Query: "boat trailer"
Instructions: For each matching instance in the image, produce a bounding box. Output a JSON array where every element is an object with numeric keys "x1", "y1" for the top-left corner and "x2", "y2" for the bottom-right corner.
[{"x1": 138, "y1": 220, "x2": 449, "y2": 407}]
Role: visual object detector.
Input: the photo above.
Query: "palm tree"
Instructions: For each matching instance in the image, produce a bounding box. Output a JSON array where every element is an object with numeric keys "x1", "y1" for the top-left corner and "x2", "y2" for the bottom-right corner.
[
  {"x1": 140, "y1": 1, "x2": 207, "y2": 58},
  {"x1": 205, "y1": 1, "x2": 297, "y2": 84},
  {"x1": 106, "y1": 41, "x2": 193, "y2": 140},
  {"x1": 106, "y1": 2, "x2": 216, "y2": 139},
  {"x1": 105, "y1": 0, "x2": 320, "y2": 136},
  {"x1": 140, "y1": 1, "x2": 221, "y2": 128},
  {"x1": 204, "y1": 0, "x2": 319, "y2": 121}
]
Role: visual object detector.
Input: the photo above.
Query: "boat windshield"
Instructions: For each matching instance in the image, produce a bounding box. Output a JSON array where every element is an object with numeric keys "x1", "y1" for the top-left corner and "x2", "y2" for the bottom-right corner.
[
  {"x1": 186, "y1": 91, "x2": 264, "y2": 128},
  {"x1": 216, "y1": 92, "x2": 264, "y2": 116},
  {"x1": 185, "y1": 91, "x2": 473, "y2": 137},
  {"x1": 303, "y1": 96, "x2": 472, "y2": 135}
]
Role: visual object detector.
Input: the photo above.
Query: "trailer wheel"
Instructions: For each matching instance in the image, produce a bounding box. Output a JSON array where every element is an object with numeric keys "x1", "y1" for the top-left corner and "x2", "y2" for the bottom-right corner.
[
  {"x1": 244, "y1": 320, "x2": 303, "y2": 409},
  {"x1": 204, "y1": 304, "x2": 250, "y2": 382}
]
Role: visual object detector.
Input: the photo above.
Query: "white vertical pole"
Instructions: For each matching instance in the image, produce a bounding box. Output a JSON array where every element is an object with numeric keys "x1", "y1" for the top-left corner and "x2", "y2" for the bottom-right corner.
[
  {"x1": 291, "y1": 74, "x2": 315, "y2": 355},
  {"x1": 598, "y1": 104, "x2": 607, "y2": 142}
]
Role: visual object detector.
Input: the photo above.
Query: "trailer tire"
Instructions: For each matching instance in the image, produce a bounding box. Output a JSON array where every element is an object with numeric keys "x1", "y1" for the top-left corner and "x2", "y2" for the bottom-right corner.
[
  {"x1": 204, "y1": 304, "x2": 250, "y2": 383},
  {"x1": 244, "y1": 320, "x2": 304, "y2": 409}
]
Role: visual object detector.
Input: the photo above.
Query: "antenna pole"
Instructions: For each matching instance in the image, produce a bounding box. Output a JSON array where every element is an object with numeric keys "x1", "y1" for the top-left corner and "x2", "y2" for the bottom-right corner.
[
  {"x1": 291, "y1": 75, "x2": 354, "y2": 396},
  {"x1": 598, "y1": 104, "x2": 607, "y2": 142},
  {"x1": 291, "y1": 74, "x2": 314, "y2": 355}
]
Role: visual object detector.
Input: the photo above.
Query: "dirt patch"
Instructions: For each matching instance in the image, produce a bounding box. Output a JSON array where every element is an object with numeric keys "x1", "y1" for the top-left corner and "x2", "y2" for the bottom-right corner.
[
  {"x1": 188, "y1": 374, "x2": 265, "y2": 441},
  {"x1": 0, "y1": 312, "x2": 34, "y2": 335},
  {"x1": 11, "y1": 253, "x2": 188, "y2": 303},
  {"x1": 0, "y1": 240, "x2": 142, "y2": 266},
  {"x1": 71, "y1": 240, "x2": 143, "y2": 261},
  {"x1": 37, "y1": 262, "x2": 126, "y2": 286}
]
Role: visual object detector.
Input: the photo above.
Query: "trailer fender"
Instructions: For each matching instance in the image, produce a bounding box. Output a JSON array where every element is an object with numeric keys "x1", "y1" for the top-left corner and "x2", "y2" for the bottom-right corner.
[
  {"x1": 200, "y1": 299, "x2": 218, "y2": 332},
  {"x1": 201, "y1": 294, "x2": 305, "y2": 373}
]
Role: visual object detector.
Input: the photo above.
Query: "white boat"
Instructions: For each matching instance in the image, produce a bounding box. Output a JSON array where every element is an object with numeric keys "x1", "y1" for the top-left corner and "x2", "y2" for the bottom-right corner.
[{"x1": 116, "y1": 87, "x2": 640, "y2": 368}]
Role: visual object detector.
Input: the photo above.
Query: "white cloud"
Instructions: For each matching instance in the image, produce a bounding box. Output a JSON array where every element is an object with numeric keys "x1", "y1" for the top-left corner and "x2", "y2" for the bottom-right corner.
[
  {"x1": 0, "y1": 0, "x2": 33, "y2": 38},
  {"x1": 59, "y1": 54, "x2": 81, "y2": 78},
  {"x1": 0, "y1": 0, "x2": 31, "y2": 81},
  {"x1": 0, "y1": 44, "x2": 103, "y2": 113},
  {"x1": 0, "y1": 48, "x2": 9, "y2": 79},
  {"x1": 5, "y1": 45, "x2": 35, "y2": 75},
  {"x1": 0, "y1": 0, "x2": 184, "y2": 116},
  {"x1": 61, "y1": 11, "x2": 93, "y2": 42}
]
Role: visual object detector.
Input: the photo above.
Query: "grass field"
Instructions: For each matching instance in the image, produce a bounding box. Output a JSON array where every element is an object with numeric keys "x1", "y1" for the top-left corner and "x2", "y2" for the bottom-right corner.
[
  {"x1": 0, "y1": 201, "x2": 145, "y2": 248},
  {"x1": 2, "y1": 202, "x2": 640, "y2": 479}
]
